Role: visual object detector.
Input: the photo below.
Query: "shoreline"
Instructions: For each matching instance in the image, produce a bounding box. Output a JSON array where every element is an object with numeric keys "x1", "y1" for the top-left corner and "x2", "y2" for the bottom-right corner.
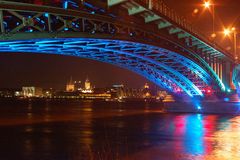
[{"x1": 1, "y1": 97, "x2": 240, "y2": 114}]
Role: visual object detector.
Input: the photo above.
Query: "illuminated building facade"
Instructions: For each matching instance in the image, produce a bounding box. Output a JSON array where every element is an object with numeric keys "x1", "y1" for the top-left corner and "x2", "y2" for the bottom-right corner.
[
  {"x1": 22, "y1": 87, "x2": 43, "y2": 97},
  {"x1": 144, "y1": 83, "x2": 150, "y2": 89},
  {"x1": 85, "y1": 77, "x2": 91, "y2": 90},
  {"x1": 74, "y1": 81, "x2": 82, "y2": 91},
  {"x1": 82, "y1": 77, "x2": 93, "y2": 93},
  {"x1": 143, "y1": 83, "x2": 151, "y2": 98},
  {"x1": 66, "y1": 77, "x2": 75, "y2": 92}
]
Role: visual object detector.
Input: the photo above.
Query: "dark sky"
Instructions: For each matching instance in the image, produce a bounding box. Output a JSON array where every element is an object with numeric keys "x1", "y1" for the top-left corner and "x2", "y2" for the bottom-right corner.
[{"x1": 0, "y1": 0, "x2": 239, "y2": 90}]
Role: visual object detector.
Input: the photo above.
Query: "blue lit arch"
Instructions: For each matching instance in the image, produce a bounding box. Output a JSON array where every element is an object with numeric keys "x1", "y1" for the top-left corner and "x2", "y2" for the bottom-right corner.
[{"x1": 0, "y1": 38, "x2": 220, "y2": 97}]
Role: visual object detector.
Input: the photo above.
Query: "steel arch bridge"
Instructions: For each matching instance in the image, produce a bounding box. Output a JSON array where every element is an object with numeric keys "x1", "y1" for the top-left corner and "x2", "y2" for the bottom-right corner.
[{"x1": 0, "y1": 0, "x2": 237, "y2": 98}]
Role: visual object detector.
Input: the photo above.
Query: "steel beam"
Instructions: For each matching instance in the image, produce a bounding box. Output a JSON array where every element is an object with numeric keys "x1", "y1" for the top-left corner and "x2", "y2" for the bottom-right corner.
[
  {"x1": 107, "y1": 0, "x2": 127, "y2": 7},
  {"x1": 144, "y1": 14, "x2": 160, "y2": 23},
  {"x1": 158, "y1": 21, "x2": 171, "y2": 29},
  {"x1": 128, "y1": 6, "x2": 146, "y2": 15}
]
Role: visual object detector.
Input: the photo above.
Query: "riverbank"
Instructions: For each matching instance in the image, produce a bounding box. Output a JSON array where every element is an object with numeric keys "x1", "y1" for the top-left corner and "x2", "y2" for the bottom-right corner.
[{"x1": 1, "y1": 97, "x2": 240, "y2": 114}]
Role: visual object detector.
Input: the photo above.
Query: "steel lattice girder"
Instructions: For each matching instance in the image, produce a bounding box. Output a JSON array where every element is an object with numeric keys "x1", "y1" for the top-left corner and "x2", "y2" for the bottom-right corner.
[{"x1": 0, "y1": 38, "x2": 224, "y2": 97}]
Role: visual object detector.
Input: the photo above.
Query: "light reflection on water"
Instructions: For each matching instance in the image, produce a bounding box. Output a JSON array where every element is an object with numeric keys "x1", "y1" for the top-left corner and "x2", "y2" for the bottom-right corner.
[{"x1": 0, "y1": 100, "x2": 240, "y2": 159}]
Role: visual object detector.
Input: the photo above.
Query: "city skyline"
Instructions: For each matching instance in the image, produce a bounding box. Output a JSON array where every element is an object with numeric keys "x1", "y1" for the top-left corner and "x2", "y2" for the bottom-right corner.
[{"x1": 0, "y1": 53, "x2": 152, "y2": 89}]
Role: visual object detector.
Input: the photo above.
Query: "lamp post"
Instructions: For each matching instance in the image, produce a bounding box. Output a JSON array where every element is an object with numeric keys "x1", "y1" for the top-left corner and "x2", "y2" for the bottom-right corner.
[
  {"x1": 224, "y1": 27, "x2": 238, "y2": 60},
  {"x1": 203, "y1": 1, "x2": 216, "y2": 38},
  {"x1": 232, "y1": 27, "x2": 237, "y2": 59}
]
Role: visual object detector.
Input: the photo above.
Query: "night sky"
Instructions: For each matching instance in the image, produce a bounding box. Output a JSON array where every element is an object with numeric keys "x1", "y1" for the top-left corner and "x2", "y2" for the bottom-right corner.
[{"x1": 0, "y1": 0, "x2": 239, "y2": 90}]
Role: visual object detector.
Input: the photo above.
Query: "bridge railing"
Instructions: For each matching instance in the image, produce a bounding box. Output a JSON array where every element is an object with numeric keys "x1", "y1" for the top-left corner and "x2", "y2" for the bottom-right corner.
[{"x1": 138, "y1": 0, "x2": 234, "y2": 60}]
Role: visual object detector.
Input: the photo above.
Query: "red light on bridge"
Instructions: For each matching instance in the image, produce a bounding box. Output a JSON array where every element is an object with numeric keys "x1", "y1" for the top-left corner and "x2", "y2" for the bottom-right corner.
[
  {"x1": 207, "y1": 89, "x2": 211, "y2": 93},
  {"x1": 176, "y1": 88, "x2": 181, "y2": 92},
  {"x1": 203, "y1": 88, "x2": 212, "y2": 94}
]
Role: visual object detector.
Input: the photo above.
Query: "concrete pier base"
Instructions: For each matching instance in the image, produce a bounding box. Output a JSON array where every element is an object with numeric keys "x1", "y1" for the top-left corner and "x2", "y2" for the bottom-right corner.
[{"x1": 164, "y1": 101, "x2": 240, "y2": 114}]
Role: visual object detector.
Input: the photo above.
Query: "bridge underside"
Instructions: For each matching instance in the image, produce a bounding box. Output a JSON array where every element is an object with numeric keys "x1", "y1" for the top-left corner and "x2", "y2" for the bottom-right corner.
[
  {"x1": 0, "y1": 37, "x2": 224, "y2": 97},
  {"x1": 0, "y1": 0, "x2": 235, "y2": 98}
]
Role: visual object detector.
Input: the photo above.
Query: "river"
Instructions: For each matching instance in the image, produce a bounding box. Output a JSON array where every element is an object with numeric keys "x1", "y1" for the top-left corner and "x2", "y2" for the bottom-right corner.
[{"x1": 0, "y1": 99, "x2": 240, "y2": 160}]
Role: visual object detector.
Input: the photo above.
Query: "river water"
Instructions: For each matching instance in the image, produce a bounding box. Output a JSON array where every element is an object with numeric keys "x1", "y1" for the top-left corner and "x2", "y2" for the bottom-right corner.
[{"x1": 0, "y1": 99, "x2": 240, "y2": 160}]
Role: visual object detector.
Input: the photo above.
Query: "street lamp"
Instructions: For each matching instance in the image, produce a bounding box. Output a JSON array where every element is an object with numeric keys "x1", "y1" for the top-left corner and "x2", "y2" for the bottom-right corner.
[
  {"x1": 223, "y1": 27, "x2": 238, "y2": 60},
  {"x1": 224, "y1": 28, "x2": 231, "y2": 36},
  {"x1": 203, "y1": 1, "x2": 216, "y2": 38},
  {"x1": 204, "y1": 1, "x2": 211, "y2": 9}
]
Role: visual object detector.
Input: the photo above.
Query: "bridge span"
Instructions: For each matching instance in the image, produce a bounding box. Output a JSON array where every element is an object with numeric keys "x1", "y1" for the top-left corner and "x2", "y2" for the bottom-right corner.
[{"x1": 0, "y1": 0, "x2": 238, "y2": 98}]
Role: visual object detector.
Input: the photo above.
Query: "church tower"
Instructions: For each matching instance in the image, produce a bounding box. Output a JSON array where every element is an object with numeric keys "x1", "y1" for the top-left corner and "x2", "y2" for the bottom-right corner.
[{"x1": 66, "y1": 77, "x2": 75, "y2": 92}]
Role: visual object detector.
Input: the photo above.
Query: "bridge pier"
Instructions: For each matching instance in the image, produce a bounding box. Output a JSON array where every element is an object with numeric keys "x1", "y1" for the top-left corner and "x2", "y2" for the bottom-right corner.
[{"x1": 222, "y1": 61, "x2": 234, "y2": 90}]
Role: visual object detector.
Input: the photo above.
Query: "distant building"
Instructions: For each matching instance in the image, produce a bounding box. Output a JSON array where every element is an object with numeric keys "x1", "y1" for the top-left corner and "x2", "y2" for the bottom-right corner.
[
  {"x1": 82, "y1": 77, "x2": 93, "y2": 93},
  {"x1": 111, "y1": 84, "x2": 125, "y2": 98},
  {"x1": 85, "y1": 77, "x2": 91, "y2": 90},
  {"x1": 79, "y1": 93, "x2": 111, "y2": 99},
  {"x1": 144, "y1": 83, "x2": 149, "y2": 89},
  {"x1": 14, "y1": 91, "x2": 22, "y2": 97},
  {"x1": 74, "y1": 80, "x2": 82, "y2": 91},
  {"x1": 22, "y1": 87, "x2": 43, "y2": 97},
  {"x1": 0, "y1": 88, "x2": 21, "y2": 98},
  {"x1": 66, "y1": 77, "x2": 75, "y2": 92},
  {"x1": 110, "y1": 84, "x2": 145, "y2": 99},
  {"x1": 143, "y1": 83, "x2": 151, "y2": 98}
]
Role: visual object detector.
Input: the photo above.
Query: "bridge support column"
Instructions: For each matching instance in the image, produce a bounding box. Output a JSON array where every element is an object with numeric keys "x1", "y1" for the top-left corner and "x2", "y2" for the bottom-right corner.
[
  {"x1": 222, "y1": 61, "x2": 232, "y2": 90},
  {"x1": 0, "y1": 10, "x2": 4, "y2": 33},
  {"x1": 219, "y1": 60, "x2": 223, "y2": 80}
]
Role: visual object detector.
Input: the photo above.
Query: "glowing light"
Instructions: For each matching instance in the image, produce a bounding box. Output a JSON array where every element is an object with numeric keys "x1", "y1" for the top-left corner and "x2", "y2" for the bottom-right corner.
[
  {"x1": 224, "y1": 28, "x2": 231, "y2": 36},
  {"x1": 44, "y1": 13, "x2": 49, "y2": 17},
  {"x1": 197, "y1": 105, "x2": 202, "y2": 110},
  {"x1": 193, "y1": 8, "x2": 199, "y2": 14},
  {"x1": 211, "y1": 33, "x2": 216, "y2": 38},
  {"x1": 144, "y1": 83, "x2": 149, "y2": 89},
  {"x1": 63, "y1": 1, "x2": 68, "y2": 9},
  {"x1": 207, "y1": 89, "x2": 211, "y2": 93},
  {"x1": 203, "y1": 1, "x2": 211, "y2": 8},
  {"x1": 227, "y1": 89, "x2": 231, "y2": 93},
  {"x1": 223, "y1": 97, "x2": 230, "y2": 102}
]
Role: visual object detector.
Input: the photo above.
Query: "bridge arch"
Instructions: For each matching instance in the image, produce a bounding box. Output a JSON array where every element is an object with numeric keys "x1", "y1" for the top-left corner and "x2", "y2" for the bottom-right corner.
[{"x1": 0, "y1": 38, "x2": 217, "y2": 97}]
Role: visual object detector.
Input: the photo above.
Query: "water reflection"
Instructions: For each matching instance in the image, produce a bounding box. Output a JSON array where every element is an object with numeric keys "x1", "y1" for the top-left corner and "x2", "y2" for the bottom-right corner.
[
  {"x1": 184, "y1": 114, "x2": 204, "y2": 155},
  {"x1": 1, "y1": 101, "x2": 240, "y2": 159},
  {"x1": 210, "y1": 116, "x2": 240, "y2": 160}
]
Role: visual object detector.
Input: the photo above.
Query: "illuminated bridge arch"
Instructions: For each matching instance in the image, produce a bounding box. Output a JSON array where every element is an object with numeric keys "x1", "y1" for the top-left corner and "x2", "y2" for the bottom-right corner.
[
  {"x1": 0, "y1": 1, "x2": 235, "y2": 97},
  {"x1": 1, "y1": 38, "x2": 215, "y2": 97}
]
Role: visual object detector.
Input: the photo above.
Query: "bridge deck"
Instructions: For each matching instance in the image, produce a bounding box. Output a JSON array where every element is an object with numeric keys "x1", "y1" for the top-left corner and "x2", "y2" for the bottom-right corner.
[{"x1": 108, "y1": 0, "x2": 235, "y2": 62}]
